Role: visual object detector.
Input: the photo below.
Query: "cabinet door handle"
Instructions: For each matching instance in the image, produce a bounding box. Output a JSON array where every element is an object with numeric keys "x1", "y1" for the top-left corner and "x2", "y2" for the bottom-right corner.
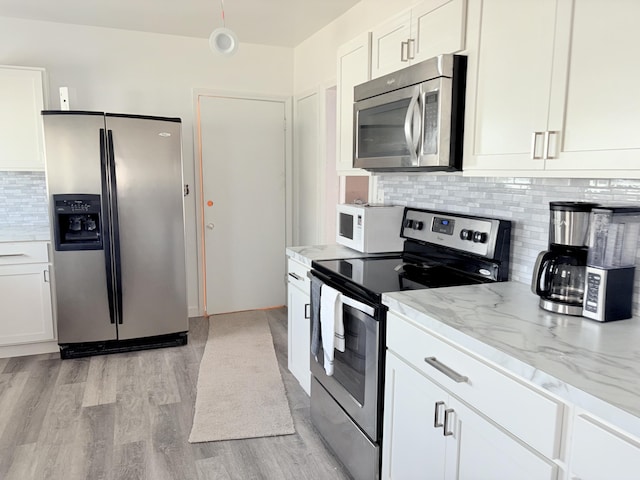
[
  {"x1": 544, "y1": 130, "x2": 558, "y2": 159},
  {"x1": 433, "y1": 401, "x2": 445, "y2": 428},
  {"x1": 424, "y1": 357, "x2": 468, "y2": 383},
  {"x1": 304, "y1": 303, "x2": 310, "y2": 319},
  {"x1": 443, "y1": 408, "x2": 455, "y2": 436},
  {"x1": 407, "y1": 38, "x2": 415, "y2": 60},
  {"x1": 43, "y1": 269, "x2": 50, "y2": 283},
  {"x1": 401, "y1": 41, "x2": 409, "y2": 62},
  {"x1": 288, "y1": 272, "x2": 302, "y2": 281},
  {"x1": 531, "y1": 131, "x2": 545, "y2": 159}
]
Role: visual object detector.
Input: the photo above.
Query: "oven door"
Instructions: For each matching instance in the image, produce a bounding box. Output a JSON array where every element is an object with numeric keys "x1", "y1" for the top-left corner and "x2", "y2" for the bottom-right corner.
[{"x1": 309, "y1": 273, "x2": 384, "y2": 442}]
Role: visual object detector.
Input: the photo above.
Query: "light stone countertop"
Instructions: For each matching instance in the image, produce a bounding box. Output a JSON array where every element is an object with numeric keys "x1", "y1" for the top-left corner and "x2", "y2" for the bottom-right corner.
[
  {"x1": 286, "y1": 244, "x2": 384, "y2": 267},
  {"x1": 382, "y1": 282, "x2": 640, "y2": 439},
  {"x1": 0, "y1": 226, "x2": 50, "y2": 243}
]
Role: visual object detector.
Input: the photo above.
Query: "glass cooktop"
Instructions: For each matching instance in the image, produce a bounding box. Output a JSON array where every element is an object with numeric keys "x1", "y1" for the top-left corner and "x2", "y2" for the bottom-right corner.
[{"x1": 313, "y1": 255, "x2": 488, "y2": 296}]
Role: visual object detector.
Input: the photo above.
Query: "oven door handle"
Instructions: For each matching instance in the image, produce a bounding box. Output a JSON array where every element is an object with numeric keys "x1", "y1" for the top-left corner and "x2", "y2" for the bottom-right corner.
[
  {"x1": 342, "y1": 295, "x2": 375, "y2": 317},
  {"x1": 309, "y1": 271, "x2": 376, "y2": 317}
]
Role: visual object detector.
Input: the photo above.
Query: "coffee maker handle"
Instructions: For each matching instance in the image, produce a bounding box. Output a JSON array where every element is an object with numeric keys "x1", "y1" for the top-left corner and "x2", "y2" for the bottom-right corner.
[{"x1": 531, "y1": 250, "x2": 555, "y2": 296}]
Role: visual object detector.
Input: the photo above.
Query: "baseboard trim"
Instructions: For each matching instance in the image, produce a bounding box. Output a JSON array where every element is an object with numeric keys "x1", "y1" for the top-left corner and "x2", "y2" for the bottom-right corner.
[{"x1": 0, "y1": 340, "x2": 59, "y2": 359}]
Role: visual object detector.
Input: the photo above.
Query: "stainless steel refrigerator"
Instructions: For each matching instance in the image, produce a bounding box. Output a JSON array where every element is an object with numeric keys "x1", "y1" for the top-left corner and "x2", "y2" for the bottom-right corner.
[{"x1": 42, "y1": 111, "x2": 188, "y2": 358}]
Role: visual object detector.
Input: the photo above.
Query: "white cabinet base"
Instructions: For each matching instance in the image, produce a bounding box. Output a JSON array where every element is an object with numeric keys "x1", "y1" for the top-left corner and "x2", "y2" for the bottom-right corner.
[{"x1": 0, "y1": 341, "x2": 58, "y2": 359}]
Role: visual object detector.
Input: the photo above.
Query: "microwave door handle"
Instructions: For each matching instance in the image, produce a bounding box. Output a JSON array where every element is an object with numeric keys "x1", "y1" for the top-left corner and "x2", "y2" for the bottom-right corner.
[{"x1": 404, "y1": 90, "x2": 420, "y2": 166}]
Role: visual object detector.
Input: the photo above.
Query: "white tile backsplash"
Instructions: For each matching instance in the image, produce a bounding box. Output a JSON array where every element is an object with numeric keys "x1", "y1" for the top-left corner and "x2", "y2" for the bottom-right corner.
[
  {"x1": 0, "y1": 171, "x2": 49, "y2": 230},
  {"x1": 377, "y1": 174, "x2": 640, "y2": 314}
]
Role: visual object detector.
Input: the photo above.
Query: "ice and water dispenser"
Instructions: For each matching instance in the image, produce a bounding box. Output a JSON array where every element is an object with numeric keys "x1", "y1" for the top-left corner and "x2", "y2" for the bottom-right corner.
[
  {"x1": 53, "y1": 194, "x2": 103, "y2": 251},
  {"x1": 583, "y1": 207, "x2": 640, "y2": 321}
]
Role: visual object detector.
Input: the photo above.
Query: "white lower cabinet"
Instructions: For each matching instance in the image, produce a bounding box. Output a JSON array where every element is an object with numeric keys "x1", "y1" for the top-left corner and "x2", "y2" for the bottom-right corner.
[
  {"x1": 383, "y1": 310, "x2": 561, "y2": 479},
  {"x1": 382, "y1": 351, "x2": 557, "y2": 480},
  {"x1": 287, "y1": 258, "x2": 311, "y2": 395},
  {"x1": 568, "y1": 412, "x2": 640, "y2": 480},
  {"x1": 451, "y1": 396, "x2": 556, "y2": 480},
  {"x1": 0, "y1": 242, "x2": 55, "y2": 346},
  {"x1": 382, "y1": 352, "x2": 452, "y2": 479}
]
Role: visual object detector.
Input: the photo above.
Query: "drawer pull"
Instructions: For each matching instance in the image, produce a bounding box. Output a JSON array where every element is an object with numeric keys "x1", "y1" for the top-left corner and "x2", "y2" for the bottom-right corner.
[
  {"x1": 288, "y1": 272, "x2": 303, "y2": 281},
  {"x1": 424, "y1": 356, "x2": 469, "y2": 383},
  {"x1": 434, "y1": 401, "x2": 445, "y2": 429},
  {"x1": 0, "y1": 253, "x2": 26, "y2": 257},
  {"x1": 443, "y1": 408, "x2": 455, "y2": 436}
]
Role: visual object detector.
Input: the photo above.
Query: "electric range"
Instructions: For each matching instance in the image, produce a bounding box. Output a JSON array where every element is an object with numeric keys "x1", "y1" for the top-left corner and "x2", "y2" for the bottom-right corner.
[{"x1": 308, "y1": 207, "x2": 512, "y2": 480}]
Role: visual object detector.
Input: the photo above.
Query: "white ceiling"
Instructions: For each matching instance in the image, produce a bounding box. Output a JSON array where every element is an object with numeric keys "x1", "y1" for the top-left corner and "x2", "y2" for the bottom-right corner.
[{"x1": 0, "y1": 0, "x2": 361, "y2": 47}]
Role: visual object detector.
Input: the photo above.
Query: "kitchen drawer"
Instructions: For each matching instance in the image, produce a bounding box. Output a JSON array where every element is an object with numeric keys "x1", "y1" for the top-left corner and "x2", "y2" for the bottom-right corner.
[
  {"x1": 0, "y1": 242, "x2": 49, "y2": 265},
  {"x1": 386, "y1": 311, "x2": 564, "y2": 459},
  {"x1": 287, "y1": 258, "x2": 310, "y2": 293}
]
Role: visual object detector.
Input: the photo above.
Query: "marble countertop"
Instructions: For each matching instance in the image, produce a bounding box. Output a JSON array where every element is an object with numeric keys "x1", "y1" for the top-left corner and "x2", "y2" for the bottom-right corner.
[
  {"x1": 0, "y1": 226, "x2": 50, "y2": 243},
  {"x1": 286, "y1": 244, "x2": 383, "y2": 266},
  {"x1": 383, "y1": 282, "x2": 640, "y2": 438}
]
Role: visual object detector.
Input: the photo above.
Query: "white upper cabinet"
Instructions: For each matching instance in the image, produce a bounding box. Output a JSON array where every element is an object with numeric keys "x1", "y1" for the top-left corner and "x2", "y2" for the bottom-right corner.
[
  {"x1": 547, "y1": 0, "x2": 640, "y2": 172},
  {"x1": 336, "y1": 31, "x2": 372, "y2": 175},
  {"x1": 0, "y1": 66, "x2": 47, "y2": 171},
  {"x1": 371, "y1": 0, "x2": 467, "y2": 79},
  {"x1": 464, "y1": 0, "x2": 640, "y2": 176}
]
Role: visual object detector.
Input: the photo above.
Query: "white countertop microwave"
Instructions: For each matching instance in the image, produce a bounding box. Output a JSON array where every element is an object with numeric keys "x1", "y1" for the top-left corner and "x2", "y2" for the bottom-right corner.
[{"x1": 336, "y1": 204, "x2": 404, "y2": 253}]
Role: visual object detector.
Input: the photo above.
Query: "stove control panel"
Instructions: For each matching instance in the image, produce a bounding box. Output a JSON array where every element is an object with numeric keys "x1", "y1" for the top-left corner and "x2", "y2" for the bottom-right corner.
[{"x1": 401, "y1": 208, "x2": 507, "y2": 258}]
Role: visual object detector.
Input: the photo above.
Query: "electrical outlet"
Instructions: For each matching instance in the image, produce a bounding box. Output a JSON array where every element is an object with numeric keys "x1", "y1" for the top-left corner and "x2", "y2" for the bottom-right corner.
[{"x1": 59, "y1": 87, "x2": 70, "y2": 110}]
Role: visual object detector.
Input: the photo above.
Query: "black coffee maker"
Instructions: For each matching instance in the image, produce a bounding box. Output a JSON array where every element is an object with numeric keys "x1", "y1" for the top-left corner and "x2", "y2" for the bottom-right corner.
[{"x1": 532, "y1": 201, "x2": 600, "y2": 315}]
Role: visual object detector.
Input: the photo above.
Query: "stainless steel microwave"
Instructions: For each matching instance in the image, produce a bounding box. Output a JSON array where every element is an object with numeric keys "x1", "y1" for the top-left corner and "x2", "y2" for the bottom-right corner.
[{"x1": 353, "y1": 54, "x2": 467, "y2": 172}]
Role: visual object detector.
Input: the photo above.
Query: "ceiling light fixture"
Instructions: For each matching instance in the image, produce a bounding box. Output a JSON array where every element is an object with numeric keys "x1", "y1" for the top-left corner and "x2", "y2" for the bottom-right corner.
[{"x1": 209, "y1": 0, "x2": 238, "y2": 56}]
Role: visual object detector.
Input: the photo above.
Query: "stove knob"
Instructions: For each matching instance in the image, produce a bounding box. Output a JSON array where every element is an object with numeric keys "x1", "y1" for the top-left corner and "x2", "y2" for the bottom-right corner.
[
  {"x1": 413, "y1": 221, "x2": 424, "y2": 231},
  {"x1": 473, "y1": 231, "x2": 488, "y2": 243},
  {"x1": 404, "y1": 219, "x2": 414, "y2": 229},
  {"x1": 460, "y1": 229, "x2": 472, "y2": 241}
]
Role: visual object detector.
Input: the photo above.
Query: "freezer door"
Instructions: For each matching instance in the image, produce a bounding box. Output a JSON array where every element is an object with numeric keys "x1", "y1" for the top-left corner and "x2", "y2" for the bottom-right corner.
[
  {"x1": 106, "y1": 114, "x2": 188, "y2": 339},
  {"x1": 42, "y1": 112, "x2": 116, "y2": 343}
]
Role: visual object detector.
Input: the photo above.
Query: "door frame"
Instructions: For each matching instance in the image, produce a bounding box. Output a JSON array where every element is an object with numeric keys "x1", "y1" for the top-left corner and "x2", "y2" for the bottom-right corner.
[{"x1": 192, "y1": 89, "x2": 293, "y2": 316}]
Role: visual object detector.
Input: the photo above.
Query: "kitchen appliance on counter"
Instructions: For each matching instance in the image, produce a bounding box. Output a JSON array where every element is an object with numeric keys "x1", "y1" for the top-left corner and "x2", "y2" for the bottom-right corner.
[
  {"x1": 532, "y1": 201, "x2": 600, "y2": 316},
  {"x1": 353, "y1": 54, "x2": 467, "y2": 172},
  {"x1": 310, "y1": 207, "x2": 512, "y2": 480},
  {"x1": 583, "y1": 206, "x2": 640, "y2": 322},
  {"x1": 336, "y1": 203, "x2": 404, "y2": 253},
  {"x1": 43, "y1": 111, "x2": 188, "y2": 358}
]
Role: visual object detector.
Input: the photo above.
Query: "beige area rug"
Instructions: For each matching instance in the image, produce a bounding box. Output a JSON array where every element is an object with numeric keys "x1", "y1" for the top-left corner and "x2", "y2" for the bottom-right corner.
[{"x1": 188, "y1": 309, "x2": 295, "y2": 443}]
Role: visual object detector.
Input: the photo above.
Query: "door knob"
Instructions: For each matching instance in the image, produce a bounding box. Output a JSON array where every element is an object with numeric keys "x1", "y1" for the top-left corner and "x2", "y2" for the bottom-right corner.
[{"x1": 206, "y1": 223, "x2": 214, "y2": 230}]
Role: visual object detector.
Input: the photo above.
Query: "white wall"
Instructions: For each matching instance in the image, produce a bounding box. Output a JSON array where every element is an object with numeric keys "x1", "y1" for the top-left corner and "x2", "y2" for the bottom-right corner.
[
  {"x1": 0, "y1": 16, "x2": 294, "y2": 316},
  {"x1": 293, "y1": 0, "x2": 418, "y2": 93}
]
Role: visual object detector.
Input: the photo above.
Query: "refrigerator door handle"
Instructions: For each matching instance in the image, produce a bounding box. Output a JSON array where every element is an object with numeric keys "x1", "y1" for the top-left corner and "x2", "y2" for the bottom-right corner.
[
  {"x1": 107, "y1": 129, "x2": 124, "y2": 325},
  {"x1": 100, "y1": 128, "x2": 117, "y2": 325}
]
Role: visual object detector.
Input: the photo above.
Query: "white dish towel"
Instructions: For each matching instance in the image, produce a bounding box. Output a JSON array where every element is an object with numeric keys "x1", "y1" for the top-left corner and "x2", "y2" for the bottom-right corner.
[{"x1": 320, "y1": 283, "x2": 344, "y2": 376}]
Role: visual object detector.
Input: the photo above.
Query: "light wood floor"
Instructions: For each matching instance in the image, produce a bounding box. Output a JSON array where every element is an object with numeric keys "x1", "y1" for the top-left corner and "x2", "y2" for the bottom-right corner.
[{"x1": 0, "y1": 308, "x2": 351, "y2": 480}]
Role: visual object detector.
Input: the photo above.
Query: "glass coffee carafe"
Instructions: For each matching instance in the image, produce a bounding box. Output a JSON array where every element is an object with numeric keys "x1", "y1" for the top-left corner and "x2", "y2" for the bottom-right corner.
[
  {"x1": 533, "y1": 246, "x2": 588, "y2": 310},
  {"x1": 531, "y1": 201, "x2": 599, "y2": 315}
]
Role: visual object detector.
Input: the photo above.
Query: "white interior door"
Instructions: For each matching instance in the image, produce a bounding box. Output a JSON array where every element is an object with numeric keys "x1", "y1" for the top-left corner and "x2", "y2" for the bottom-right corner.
[{"x1": 199, "y1": 94, "x2": 286, "y2": 314}]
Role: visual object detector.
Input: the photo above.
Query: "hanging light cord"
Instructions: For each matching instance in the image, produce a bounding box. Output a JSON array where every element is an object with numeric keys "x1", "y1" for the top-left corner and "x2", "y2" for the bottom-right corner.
[{"x1": 220, "y1": 0, "x2": 226, "y2": 28}]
